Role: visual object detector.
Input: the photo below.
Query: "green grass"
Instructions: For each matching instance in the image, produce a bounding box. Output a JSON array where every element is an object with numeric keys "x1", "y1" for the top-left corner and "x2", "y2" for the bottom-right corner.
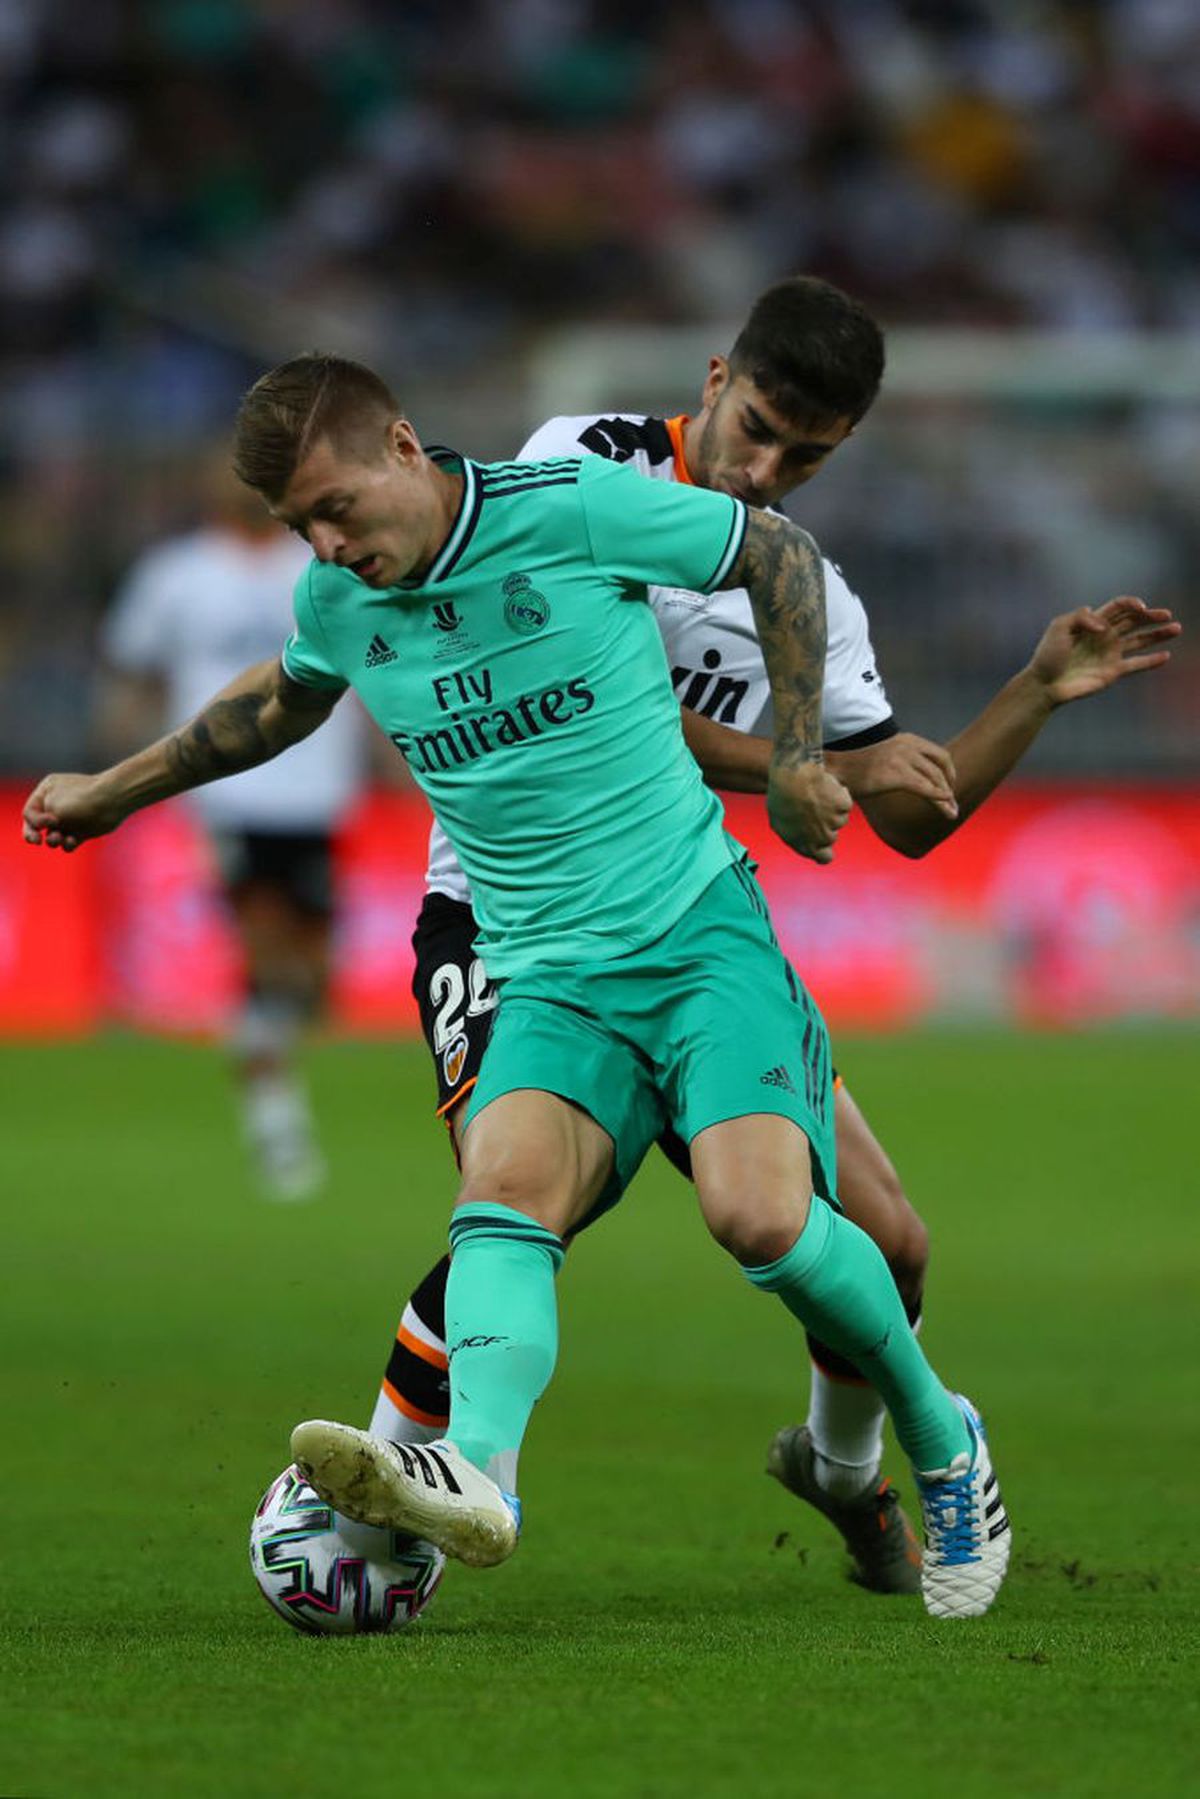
[{"x1": 2, "y1": 1032, "x2": 1197, "y2": 1798}]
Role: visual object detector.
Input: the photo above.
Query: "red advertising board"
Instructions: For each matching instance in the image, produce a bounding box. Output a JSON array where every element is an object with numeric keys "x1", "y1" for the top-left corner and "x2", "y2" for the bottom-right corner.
[
  {"x1": 0, "y1": 798, "x2": 101, "y2": 1034},
  {"x1": 3, "y1": 782, "x2": 1198, "y2": 1034}
]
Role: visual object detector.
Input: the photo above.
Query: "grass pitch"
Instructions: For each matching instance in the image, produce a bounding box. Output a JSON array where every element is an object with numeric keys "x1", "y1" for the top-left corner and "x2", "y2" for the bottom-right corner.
[{"x1": 2, "y1": 1031, "x2": 1197, "y2": 1798}]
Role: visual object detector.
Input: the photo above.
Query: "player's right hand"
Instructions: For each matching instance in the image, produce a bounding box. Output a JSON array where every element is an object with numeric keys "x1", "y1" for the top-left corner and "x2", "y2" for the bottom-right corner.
[
  {"x1": 831, "y1": 731, "x2": 959, "y2": 821},
  {"x1": 766, "y1": 759, "x2": 853, "y2": 865},
  {"x1": 22, "y1": 773, "x2": 127, "y2": 852}
]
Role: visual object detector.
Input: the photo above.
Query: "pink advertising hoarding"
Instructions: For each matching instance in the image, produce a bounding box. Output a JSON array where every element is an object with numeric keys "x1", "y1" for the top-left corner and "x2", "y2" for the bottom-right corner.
[{"x1": 3, "y1": 783, "x2": 1198, "y2": 1035}]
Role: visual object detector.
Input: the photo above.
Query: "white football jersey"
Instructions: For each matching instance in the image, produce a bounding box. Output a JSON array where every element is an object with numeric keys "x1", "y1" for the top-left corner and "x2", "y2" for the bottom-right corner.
[
  {"x1": 424, "y1": 412, "x2": 894, "y2": 904},
  {"x1": 103, "y1": 525, "x2": 366, "y2": 831}
]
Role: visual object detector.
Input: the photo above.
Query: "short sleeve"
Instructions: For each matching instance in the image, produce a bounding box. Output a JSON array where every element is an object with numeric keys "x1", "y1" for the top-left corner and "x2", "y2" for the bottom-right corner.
[
  {"x1": 280, "y1": 565, "x2": 349, "y2": 693},
  {"x1": 517, "y1": 416, "x2": 589, "y2": 460},
  {"x1": 101, "y1": 548, "x2": 177, "y2": 673},
  {"x1": 576, "y1": 456, "x2": 747, "y2": 596}
]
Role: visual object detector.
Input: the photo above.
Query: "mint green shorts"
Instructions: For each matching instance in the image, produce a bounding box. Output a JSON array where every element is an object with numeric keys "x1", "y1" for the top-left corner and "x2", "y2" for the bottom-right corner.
[{"x1": 464, "y1": 860, "x2": 837, "y2": 1218}]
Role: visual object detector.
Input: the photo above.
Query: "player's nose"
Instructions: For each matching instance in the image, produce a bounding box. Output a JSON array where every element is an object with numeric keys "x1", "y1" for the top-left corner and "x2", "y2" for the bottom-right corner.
[
  {"x1": 308, "y1": 521, "x2": 344, "y2": 563},
  {"x1": 743, "y1": 448, "x2": 784, "y2": 504}
]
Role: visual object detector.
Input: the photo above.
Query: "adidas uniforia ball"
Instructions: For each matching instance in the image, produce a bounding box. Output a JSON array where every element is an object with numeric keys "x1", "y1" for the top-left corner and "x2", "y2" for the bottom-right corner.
[{"x1": 250, "y1": 1463, "x2": 445, "y2": 1635}]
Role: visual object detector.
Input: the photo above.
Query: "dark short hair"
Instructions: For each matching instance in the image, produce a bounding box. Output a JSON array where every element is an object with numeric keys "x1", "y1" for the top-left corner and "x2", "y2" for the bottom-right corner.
[
  {"x1": 728, "y1": 277, "x2": 885, "y2": 424},
  {"x1": 231, "y1": 352, "x2": 400, "y2": 499}
]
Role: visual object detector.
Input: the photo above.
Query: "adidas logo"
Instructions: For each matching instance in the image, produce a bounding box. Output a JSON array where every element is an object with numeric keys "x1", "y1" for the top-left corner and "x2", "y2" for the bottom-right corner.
[
  {"x1": 395, "y1": 1441, "x2": 463, "y2": 1495},
  {"x1": 759, "y1": 1064, "x2": 796, "y2": 1094},
  {"x1": 365, "y1": 633, "x2": 398, "y2": 668}
]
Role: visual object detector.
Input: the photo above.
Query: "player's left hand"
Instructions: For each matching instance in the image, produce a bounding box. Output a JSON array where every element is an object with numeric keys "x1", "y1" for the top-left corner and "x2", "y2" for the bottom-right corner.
[{"x1": 1031, "y1": 597, "x2": 1182, "y2": 705}]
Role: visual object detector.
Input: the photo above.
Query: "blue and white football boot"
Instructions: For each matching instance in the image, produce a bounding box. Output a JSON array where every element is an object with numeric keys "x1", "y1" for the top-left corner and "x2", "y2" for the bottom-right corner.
[
  {"x1": 916, "y1": 1394, "x2": 1011, "y2": 1618},
  {"x1": 291, "y1": 1421, "x2": 521, "y2": 1569}
]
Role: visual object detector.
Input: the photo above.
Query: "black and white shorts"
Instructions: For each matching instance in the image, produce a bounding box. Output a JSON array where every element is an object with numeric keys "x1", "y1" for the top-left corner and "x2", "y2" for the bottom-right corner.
[
  {"x1": 411, "y1": 891, "x2": 500, "y2": 1118},
  {"x1": 209, "y1": 828, "x2": 335, "y2": 918}
]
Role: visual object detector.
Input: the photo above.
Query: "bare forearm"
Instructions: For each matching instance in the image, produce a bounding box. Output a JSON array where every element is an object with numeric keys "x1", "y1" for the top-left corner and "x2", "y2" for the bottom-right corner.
[
  {"x1": 863, "y1": 666, "x2": 1054, "y2": 856},
  {"x1": 727, "y1": 513, "x2": 826, "y2": 768},
  {"x1": 721, "y1": 514, "x2": 852, "y2": 861},
  {"x1": 99, "y1": 659, "x2": 334, "y2": 817},
  {"x1": 679, "y1": 716, "x2": 890, "y2": 800},
  {"x1": 680, "y1": 709, "x2": 770, "y2": 792},
  {"x1": 945, "y1": 665, "x2": 1055, "y2": 813},
  {"x1": 25, "y1": 658, "x2": 339, "y2": 853}
]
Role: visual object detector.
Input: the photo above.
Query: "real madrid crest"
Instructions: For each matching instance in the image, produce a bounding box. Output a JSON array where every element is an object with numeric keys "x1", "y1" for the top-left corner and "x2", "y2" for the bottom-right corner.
[{"x1": 502, "y1": 572, "x2": 550, "y2": 635}]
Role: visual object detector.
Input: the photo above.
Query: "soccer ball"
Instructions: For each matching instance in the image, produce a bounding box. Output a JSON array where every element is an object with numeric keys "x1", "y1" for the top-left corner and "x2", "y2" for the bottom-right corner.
[{"x1": 249, "y1": 1463, "x2": 445, "y2": 1635}]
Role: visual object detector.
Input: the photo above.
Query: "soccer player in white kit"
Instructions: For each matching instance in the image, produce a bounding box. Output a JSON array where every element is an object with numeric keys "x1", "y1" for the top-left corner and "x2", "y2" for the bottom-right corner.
[
  {"x1": 376, "y1": 277, "x2": 1179, "y2": 1593},
  {"x1": 99, "y1": 454, "x2": 367, "y2": 1198}
]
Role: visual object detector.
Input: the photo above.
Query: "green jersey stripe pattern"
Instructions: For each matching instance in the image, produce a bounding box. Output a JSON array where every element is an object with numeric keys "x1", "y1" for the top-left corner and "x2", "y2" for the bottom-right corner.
[
  {"x1": 705, "y1": 500, "x2": 749, "y2": 591},
  {"x1": 282, "y1": 452, "x2": 750, "y2": 978}
]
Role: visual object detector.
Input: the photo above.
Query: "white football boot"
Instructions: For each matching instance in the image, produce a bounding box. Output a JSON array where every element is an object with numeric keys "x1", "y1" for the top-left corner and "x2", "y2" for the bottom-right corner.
[
  {"x1": 916, "y1": 1394, "x2": 1011, "y2": 1619},
  {"x1": 291, "y1": 1420, "x2": 520, "y2": 1568}
]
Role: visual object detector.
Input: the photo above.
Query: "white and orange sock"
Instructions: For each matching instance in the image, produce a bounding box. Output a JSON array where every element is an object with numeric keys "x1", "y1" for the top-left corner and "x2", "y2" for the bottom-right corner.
[{"x1": 369, "y1": 1300, "x2": 449, "y2": 1446}]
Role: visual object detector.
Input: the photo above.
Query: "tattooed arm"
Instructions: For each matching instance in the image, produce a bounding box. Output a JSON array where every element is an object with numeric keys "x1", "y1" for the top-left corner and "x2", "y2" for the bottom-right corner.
[
  {"x1": 724, "y1": 511, "x2": 852, "y2": 863},
  {"x1": 22, "y1": 658, "x2": 340, "y2": 852}
]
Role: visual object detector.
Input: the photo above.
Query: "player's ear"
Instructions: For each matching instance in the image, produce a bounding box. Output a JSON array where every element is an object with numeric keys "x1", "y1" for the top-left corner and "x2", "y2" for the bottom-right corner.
[
  {"x1": 700, "y1": 356, "x2": 730, "y2": 411},
  {"x1": 389, "y1": 417, "x2": 421, "y2": 462}
]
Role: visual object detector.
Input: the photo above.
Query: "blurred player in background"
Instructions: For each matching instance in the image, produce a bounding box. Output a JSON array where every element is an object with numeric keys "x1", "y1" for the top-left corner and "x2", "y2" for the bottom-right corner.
[
  {"x1": 97, "y1": 452, "x2": 368, "y2": 1199},
  {"x1": 374, "y1": 276, "x2": 1179, "y2": 1593}
]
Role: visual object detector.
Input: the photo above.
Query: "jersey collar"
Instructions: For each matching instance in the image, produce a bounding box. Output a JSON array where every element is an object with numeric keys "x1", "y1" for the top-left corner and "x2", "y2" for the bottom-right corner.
[
  {"x1": 408, "y1": 447, "x2": 483, "y2": 586},
  {"x1": 664, "y1": 415, "x2": 693, "y2": 485}
]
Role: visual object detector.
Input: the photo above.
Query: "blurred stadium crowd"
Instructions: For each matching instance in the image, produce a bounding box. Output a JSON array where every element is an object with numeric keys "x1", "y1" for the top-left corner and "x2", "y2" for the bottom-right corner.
[{"x1": 0, "y1": 0, "x2": 1197, "y2": 772}]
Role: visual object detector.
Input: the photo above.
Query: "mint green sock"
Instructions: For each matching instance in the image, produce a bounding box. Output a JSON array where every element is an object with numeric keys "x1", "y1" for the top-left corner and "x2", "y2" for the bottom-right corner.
[
  {"x1": 445, "y1": 1203, "x2": 565, "y2": 1487},
  {"x1": 745, "y1": 1196, "x2": 969, "y2": 1472}
]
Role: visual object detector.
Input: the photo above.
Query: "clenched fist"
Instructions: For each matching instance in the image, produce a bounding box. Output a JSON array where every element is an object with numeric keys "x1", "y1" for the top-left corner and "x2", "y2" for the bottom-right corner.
[
  {"x1": 22, "y1": 773, "x2": 129, "y2": 852},
  {"x1": 766, "y1": 759, "x2": 853, "y2": 865}
]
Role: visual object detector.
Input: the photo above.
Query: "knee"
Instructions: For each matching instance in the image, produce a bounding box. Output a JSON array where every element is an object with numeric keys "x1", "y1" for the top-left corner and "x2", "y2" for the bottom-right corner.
[{"x1": 704, "y1": 1187, "x2": 810, "y2": 1269}]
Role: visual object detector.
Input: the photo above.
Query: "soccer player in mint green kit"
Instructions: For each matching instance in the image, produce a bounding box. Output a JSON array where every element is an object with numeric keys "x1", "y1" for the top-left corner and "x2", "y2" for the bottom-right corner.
[{"x1": 23, "y1": 353, "x2": 1010, "y2": 1618}]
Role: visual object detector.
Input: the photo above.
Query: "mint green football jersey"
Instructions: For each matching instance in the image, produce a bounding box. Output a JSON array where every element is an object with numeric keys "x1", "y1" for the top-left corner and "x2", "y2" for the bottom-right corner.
[{"x1": 282, "y1": 452, "x2": 749, "y2": 977}]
